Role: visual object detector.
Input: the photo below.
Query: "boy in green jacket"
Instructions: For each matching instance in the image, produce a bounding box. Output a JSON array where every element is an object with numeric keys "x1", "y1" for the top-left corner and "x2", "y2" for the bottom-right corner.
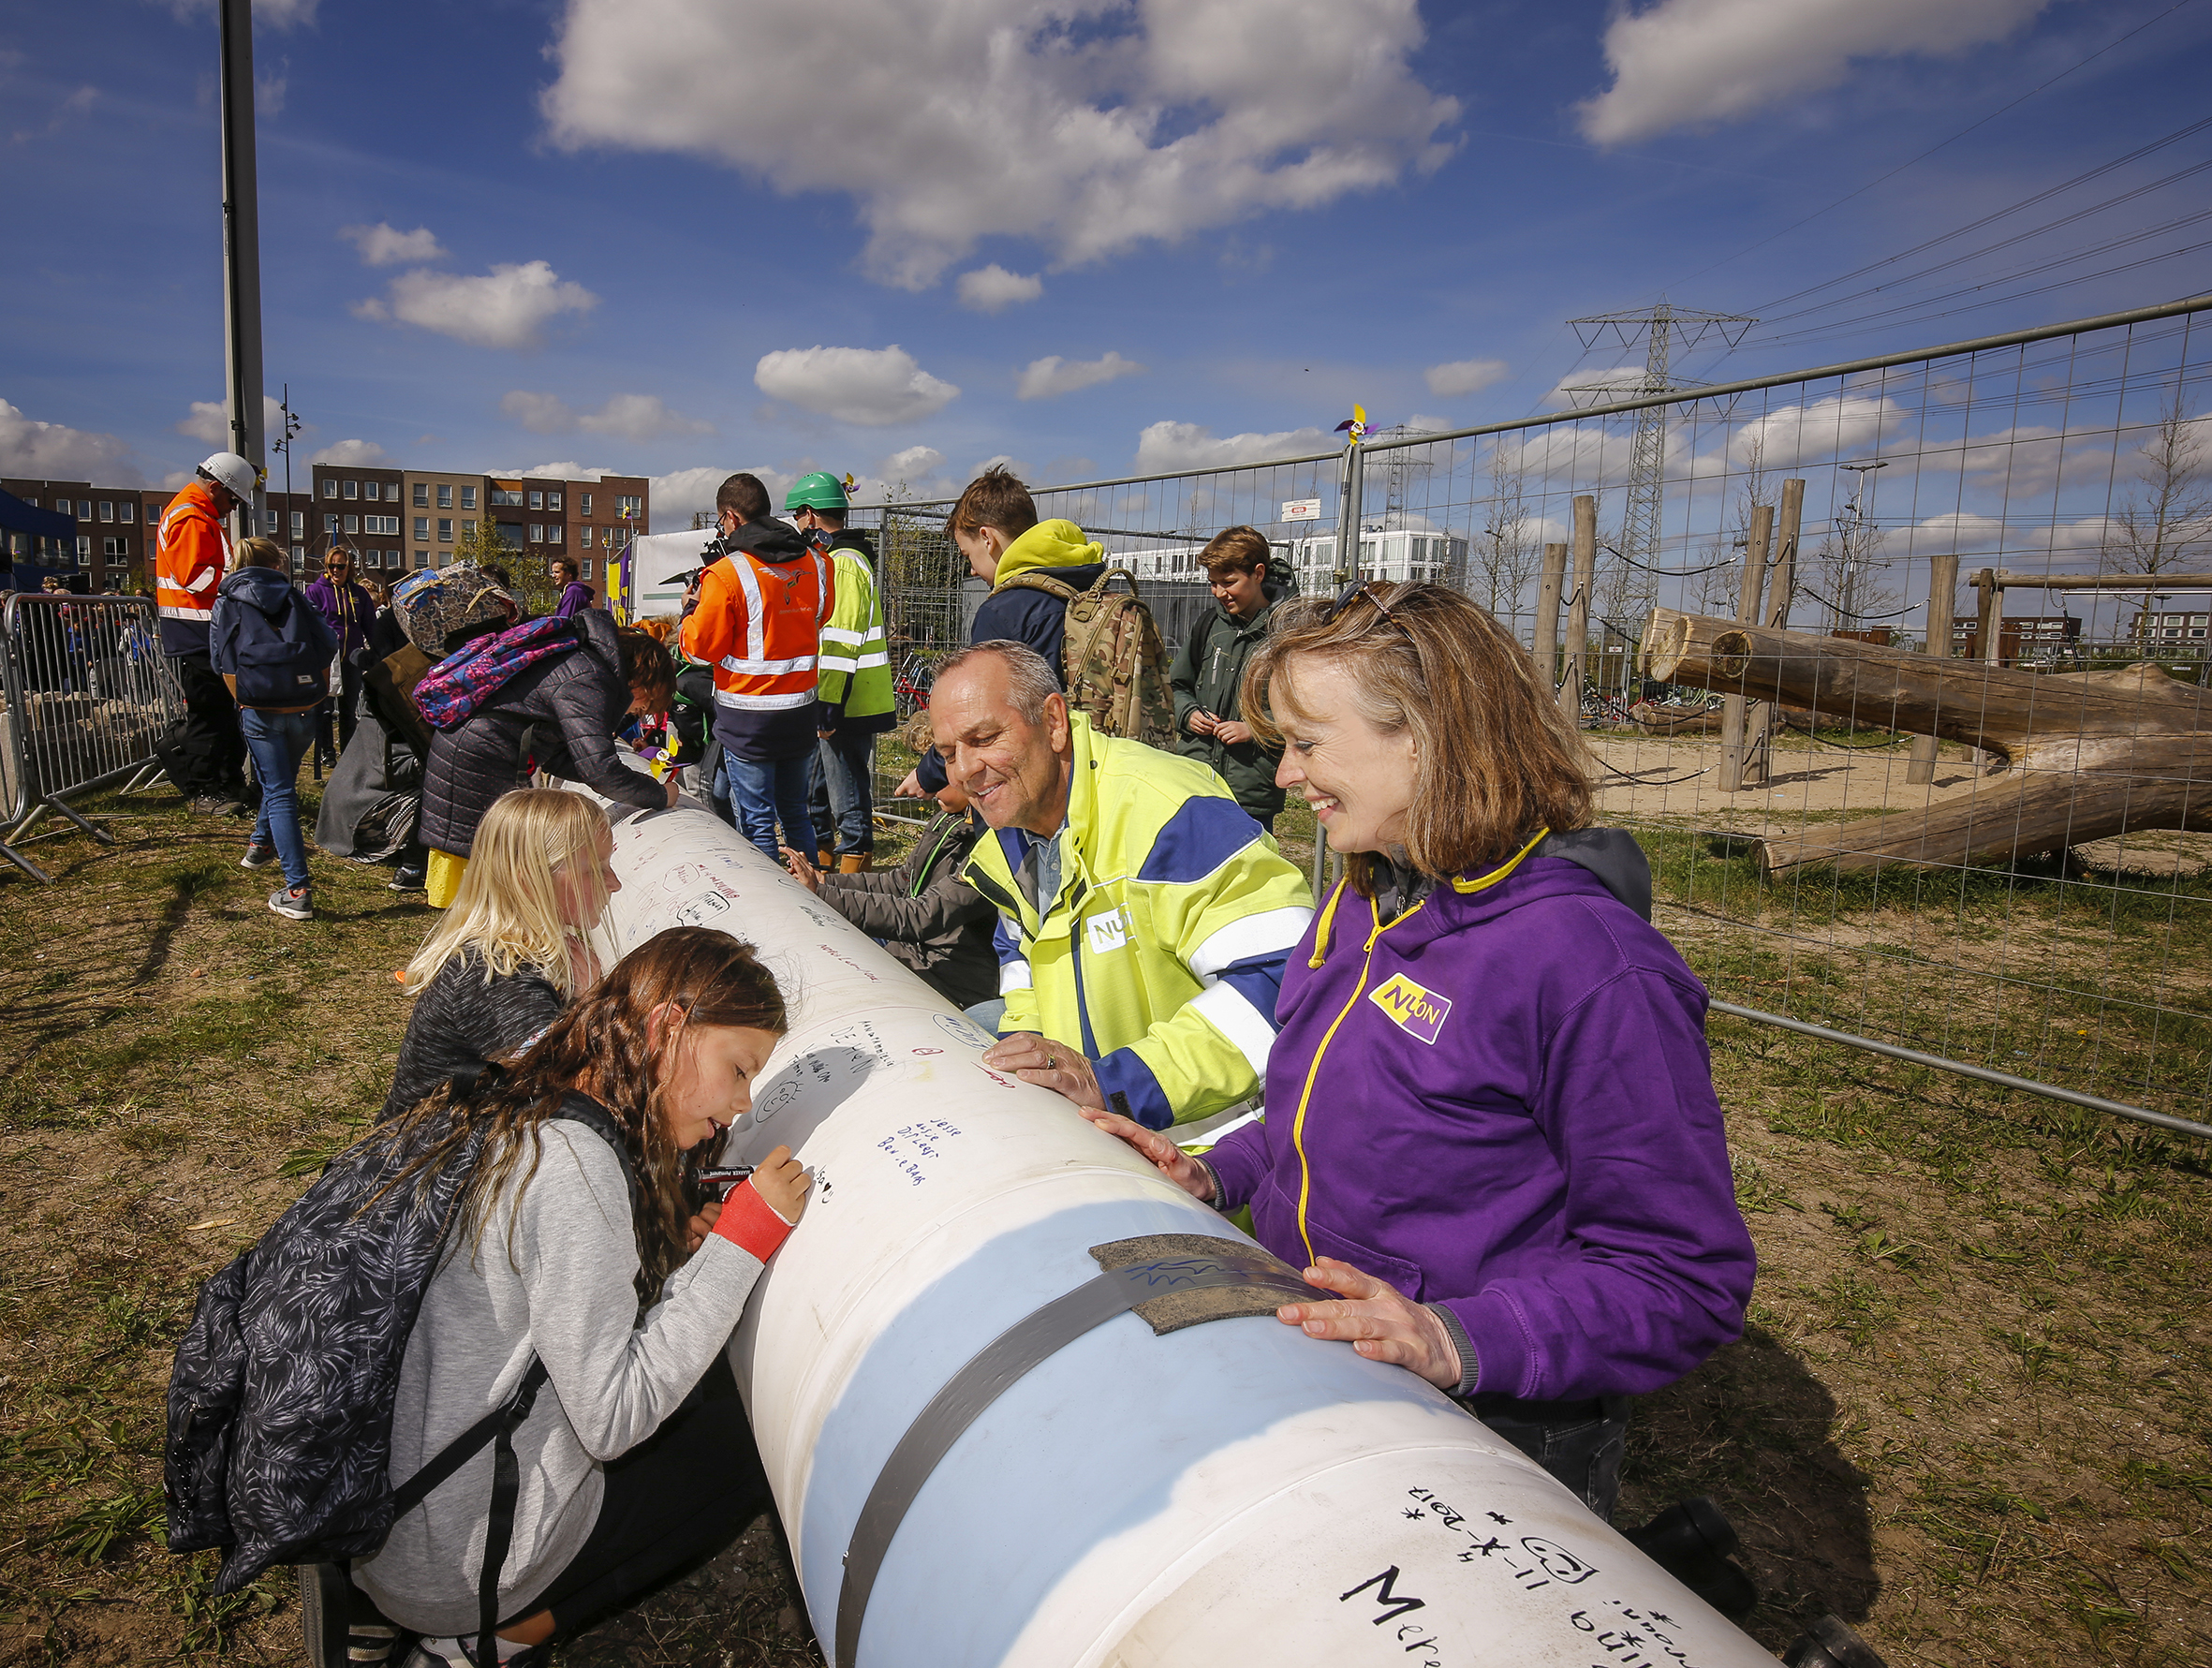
[{"x1": 1171, "y1": 526, "x2": 1286, "y2": 832}]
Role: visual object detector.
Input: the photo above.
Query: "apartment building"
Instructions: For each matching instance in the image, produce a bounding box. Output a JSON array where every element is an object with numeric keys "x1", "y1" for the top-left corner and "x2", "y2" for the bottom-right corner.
[
  {"x1": 6, "y1": 464, "x2": 651, "y2": 591},
  {"x1": 311, "y1": 461, "x2": 410, "y2": 575},
  {"x1": 1, "y1": 478, "x2": 159, "y2": 591},
  {"x1": 406, "y1": 471, "x2": 484, "y2": 568}
]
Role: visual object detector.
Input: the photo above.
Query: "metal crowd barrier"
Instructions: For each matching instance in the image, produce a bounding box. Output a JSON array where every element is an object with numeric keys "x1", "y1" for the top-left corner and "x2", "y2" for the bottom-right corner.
[{"x1": 1, "y1": 592, "x2": 180, "y2": 881}]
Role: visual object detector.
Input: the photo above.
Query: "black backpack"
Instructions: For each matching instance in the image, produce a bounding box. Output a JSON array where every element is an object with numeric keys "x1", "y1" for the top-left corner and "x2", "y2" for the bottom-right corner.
[{"x1": 164, "y1": 1078, "x2": 634, "y2": 1647}]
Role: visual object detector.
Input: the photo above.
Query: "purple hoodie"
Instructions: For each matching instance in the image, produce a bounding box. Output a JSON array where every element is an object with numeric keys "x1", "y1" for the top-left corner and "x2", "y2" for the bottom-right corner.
[{"x1": 1204, "y1": 836, "x2": 1754, "y2": 1405}]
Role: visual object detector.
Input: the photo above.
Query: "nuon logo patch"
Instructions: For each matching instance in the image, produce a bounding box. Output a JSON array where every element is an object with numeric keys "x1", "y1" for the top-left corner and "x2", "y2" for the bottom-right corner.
[
  {"x1": 1085, "y1": 908, "x2": 1130, "y2": 955},
  {"x1": 1368, "y1": 973, "x2": 1452, "y2": 1043}
]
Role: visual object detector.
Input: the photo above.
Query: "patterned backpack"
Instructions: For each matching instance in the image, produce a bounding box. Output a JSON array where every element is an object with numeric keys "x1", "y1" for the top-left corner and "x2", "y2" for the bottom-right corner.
[
  {"x1": 164, "y1": 1082, "x2": 632, "y2": 1651},
  {"x1": 999, "y1": 567, "x2": 1176, "y2": 745},
  {"x1": 414, "y1": 616, "x2": 581, "y2": 731}
]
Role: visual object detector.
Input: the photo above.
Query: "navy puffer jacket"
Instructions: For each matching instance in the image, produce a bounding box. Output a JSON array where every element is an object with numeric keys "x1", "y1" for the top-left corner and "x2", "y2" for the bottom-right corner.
[{"x1": 419, "y1": 609, "x2": 665, "y2": 857}]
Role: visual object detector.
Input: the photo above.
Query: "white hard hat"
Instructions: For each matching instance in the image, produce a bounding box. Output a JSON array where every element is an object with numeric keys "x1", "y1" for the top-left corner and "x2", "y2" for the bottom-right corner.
[{"x1": 198, "y1": 451, "x2": 261, "y2": 501}]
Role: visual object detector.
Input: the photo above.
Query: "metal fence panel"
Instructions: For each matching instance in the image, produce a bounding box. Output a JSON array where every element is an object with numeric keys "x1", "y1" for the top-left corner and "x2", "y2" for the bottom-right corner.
[
  {"x1": 1, "y1": 593, "x2": 179, "y2": 880},
  {"x1": 852, "y1": 296, "x2": 2212, "y2": 1135}
]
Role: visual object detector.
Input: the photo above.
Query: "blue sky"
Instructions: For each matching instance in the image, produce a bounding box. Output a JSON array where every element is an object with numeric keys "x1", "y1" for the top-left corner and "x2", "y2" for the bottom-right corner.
[{"x1": 5, "y1": 0, "x2": 2211, "y2": 528}]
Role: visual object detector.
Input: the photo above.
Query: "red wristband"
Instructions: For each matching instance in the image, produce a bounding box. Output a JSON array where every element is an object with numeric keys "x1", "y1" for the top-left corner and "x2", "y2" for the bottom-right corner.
[{"x1": 712, "y1": 1178, "x2": 795, "y2": 1262}]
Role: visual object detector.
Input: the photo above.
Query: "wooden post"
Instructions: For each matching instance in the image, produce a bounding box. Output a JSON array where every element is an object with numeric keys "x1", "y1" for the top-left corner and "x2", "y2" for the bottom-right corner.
[
  {"x1": 1559, "y1": 497, "x2": 1597, "y2": 727},
  {"x1": 1533, "y1": 541, "x2": 1567, "y2": 687},
  {"x1": 1972, "y1": 568, "x2": 2003, "y2": 772},
  {"x1": 1744, "y1": 479, "x2": 1805, "y2": 785},
  {"x1": 1721, "y1": 505, "x2": 1774, "y2": 791},
  {"x1": 1764, "y1": 480, "x2": 1805, "y2": 630},
  {"x1": 1906, "y1": 553, "x2": 1959, "y2": 785}
]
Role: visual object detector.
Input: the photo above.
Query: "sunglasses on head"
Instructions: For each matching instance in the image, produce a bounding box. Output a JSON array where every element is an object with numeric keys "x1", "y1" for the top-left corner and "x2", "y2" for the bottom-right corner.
[{"x1": 1328, "y1": 579, "x2": 1404, "y2": 625}]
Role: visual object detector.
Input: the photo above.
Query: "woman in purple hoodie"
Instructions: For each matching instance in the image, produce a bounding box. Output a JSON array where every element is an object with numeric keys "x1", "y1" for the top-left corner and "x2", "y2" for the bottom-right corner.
[{"x1": 1084, "y1": 582, "x2": 1754, "y2": 1520}]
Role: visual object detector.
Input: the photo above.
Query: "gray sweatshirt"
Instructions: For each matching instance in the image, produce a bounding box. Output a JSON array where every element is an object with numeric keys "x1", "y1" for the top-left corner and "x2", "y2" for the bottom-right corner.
[{"x1": 353, "y1": 1120, "x2": 770, "y2": 1634}]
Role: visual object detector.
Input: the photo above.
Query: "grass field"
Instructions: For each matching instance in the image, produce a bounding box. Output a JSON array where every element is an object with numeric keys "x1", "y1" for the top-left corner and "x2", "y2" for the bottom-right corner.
[{"x1": 0, "y1": 778, "x2": 2206, "y2": 1666}]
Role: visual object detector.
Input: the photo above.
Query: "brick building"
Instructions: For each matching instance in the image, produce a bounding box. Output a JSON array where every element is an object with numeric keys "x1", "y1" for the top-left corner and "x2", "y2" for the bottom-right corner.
[{"x1": 311, "y1": 461, "x2": 410, "y2": 577}]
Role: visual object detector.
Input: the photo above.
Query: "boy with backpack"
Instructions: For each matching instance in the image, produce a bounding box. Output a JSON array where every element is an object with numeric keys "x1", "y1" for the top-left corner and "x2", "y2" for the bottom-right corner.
[
  {"x1": 212, "y1": 537, "x2": 341, "y2": 921},
  {"x1": 912, "y1": 466, "x2": 1173, "y2": 793}
]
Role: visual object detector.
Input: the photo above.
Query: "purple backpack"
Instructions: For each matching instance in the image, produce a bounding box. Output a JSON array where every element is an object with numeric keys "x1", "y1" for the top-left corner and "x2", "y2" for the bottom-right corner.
[{"x1": 415, "y1": 616, "x2": 581, "y2": 731}]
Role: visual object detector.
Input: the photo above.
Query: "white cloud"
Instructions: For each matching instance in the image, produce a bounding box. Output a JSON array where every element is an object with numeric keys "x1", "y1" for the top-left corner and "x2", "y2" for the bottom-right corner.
[
  {"x1": 541, "y1": 0, "x2": 1459, "y2": 289},
  {"x1": 957, "y1": 265, "x2": 1044, "y2": 313},
  {"x1": 648, "y1": 465, "x2": 796, "y2": 532},
  {"x1": 879, "y1": 445, "x2": 945, "y2": 484},
  {"x1": 1017, "y1": 352, "x2": 1146, "y2": 402},
  {"x1": 176, "y1": 393, "x2": 293, "y2": 450},
  {"x1": 0, "y1": 398, "x2": 140, "y2": 483},
  {"x1": 353, "y1": 261, "x2": 598, "y2": 351},
  {"x1": 1133, "y1": 421, "x2": 1330, "y2": 474},
  {"x1": 1729, "y1": 393, "x2": 1904, "y2": 468},
  {"x1": 1404, "y1": 413, "x2": 1456, "y2": 434},
  {"x1": 1578, "y1": 0, "x2": 2052, "y2": 146},
  {"x1": 1423, "y1": 357, "x2": 1510, "y2": 399},
  {"x1": 489, "y1": 461, "x2": 619, "y2": 480},
  {"x1": 500, "y1": 390, "x2": 713, "y2": 441},
  {"x1": 754, "y1": 345, "x2": 959, "y2": 426},
  {"x1": 257, "y1": 71, "x2": 286, "y2": 117},
  {"x1": 309, "y1": 438, "x2": 396, "y2": 467},
  {"x1": 340, "y1": 222, "x2": 446, "y2": 267}
]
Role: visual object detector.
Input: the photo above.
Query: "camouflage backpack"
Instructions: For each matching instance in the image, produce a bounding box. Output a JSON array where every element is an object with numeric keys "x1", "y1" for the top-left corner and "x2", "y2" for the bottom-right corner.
[{"x1": 1000, "y1": 568, "x2": 1175, "y2": 745}]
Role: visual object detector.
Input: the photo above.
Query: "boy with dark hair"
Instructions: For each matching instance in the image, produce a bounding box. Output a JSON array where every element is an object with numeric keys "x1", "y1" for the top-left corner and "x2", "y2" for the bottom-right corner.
[
  {"x1": 1171, "y1": 525, "x2": 1286, "y2": 831},
  {"x1": 679, "y1": 472, "x2": 835, "y2": 861}
]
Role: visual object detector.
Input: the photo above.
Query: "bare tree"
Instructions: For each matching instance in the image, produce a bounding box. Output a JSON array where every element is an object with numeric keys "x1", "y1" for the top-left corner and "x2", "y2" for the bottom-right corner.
[
  {"x1": 1473, "y1": 443, "x2": 1541, "y2": 625},
  {"x1": 2103, "y1": 386, "x2": 2212, "y2": 641}
]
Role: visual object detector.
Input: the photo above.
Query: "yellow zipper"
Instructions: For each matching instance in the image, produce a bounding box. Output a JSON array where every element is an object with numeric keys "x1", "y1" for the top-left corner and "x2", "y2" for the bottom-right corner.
[{"x1": 1289, "y1": 890, "x2": 1427, "y2": 1267}]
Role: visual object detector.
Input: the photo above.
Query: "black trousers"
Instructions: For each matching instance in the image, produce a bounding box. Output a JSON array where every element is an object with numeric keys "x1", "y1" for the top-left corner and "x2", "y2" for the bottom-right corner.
[
  {"x1": 320, "y1": 657, "x2": 364, "y2": 758},
  {"x1": 521, "y1": 1359, "x2": 774, "y2": 1638},
  {"x1": 170, "y1": 652, "x2": 247, "y2": 797},
  {"x1": 1465, "y1": 1393, "x2": 1631, "y2": 1522}
]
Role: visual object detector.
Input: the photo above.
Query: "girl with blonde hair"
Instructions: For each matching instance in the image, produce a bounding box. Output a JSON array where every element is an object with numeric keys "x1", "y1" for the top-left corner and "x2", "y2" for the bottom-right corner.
[{"x1": 381, "y1": 789, "x2": 619, "y2": 1123}]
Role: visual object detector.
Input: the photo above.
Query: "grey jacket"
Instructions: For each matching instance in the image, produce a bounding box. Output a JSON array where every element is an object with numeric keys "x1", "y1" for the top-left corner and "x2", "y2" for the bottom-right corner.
[
  {"x1": 352, "y1": 1115, "x2": 770, "y2": 1635},
  {"x1": 419, "y1": 608, "x2": 664, "y2": 857},
  {"x1": 818, "y1": 809, "x2": 998, "y2": 1009}
]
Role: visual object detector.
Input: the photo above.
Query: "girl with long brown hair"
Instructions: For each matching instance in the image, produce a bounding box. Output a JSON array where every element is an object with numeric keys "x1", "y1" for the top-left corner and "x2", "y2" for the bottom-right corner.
[
  {"x1": 349, "y1": 927, "x2": 809, "y2": 1667},
  {"x1": 1084, "y1": 582, "x2": 1754, "y2": 1525}
]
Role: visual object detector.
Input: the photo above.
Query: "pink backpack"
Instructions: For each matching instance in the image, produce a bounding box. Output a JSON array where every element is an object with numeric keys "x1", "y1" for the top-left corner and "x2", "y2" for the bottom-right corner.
[{"x1": 415, "y1": 616, "x2": 580, "y2": 731}]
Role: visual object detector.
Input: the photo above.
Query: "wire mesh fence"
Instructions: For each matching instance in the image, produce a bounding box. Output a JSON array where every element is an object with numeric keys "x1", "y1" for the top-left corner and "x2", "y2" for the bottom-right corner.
[{"x1": 853, "y1": 294, "x2": 2212, "y2": 1132}]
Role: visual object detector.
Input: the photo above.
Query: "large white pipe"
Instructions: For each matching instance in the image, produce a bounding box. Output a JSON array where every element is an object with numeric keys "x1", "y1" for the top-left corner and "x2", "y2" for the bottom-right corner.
[{"x1": 595, "y1": 801, "x2": 1779, "y2": 1668}]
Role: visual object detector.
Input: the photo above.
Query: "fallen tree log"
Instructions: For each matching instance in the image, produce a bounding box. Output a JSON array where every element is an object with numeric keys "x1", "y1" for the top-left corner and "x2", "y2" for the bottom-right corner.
[
  {"x1": 1628, "y1": 701, "x2": 1724, "y2": 736},
  {"x1": 1641, "y1": 608, "x2": 2212, "y2": 875}
]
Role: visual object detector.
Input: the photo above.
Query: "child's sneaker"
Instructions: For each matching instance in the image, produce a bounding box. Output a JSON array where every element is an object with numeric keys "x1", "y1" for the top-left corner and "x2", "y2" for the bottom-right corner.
[
  {"x1": 268, "y1": 883, "x2": 314, "y2": 921},
  {"x1": 240, "y1": 840, "x2": 278, "y2": 869}
]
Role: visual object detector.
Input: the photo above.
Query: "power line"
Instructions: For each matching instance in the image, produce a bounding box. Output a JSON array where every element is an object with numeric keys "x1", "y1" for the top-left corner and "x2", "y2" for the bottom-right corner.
[
  {"x1": 1742, "y1": 233, "x2": 2212, "y2": 351},
  {"x1": 1666, "y1": 0, "x2": 2201, "y2": 290},
  {"x1": 1755, "y1": 157, "x2": 2212, "y2": 326},
  {"x1": 1748, "y1": 114, "x2": 2212, "y2": 315}
]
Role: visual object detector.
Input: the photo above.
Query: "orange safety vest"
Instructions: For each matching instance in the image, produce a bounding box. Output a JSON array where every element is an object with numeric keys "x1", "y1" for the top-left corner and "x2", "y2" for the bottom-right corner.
[
  {"x1": 154, "y1": 480, "x2": 231, "y2": 653},
  {"x1": 685, "y1": 541, "x2": 835, "y2": 713}
]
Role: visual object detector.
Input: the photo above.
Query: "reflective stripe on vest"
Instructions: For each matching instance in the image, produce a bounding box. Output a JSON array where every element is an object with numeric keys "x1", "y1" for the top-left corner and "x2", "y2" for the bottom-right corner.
[
  {"x1": 713, "y1": 546, "x2": 829, "y2": 706},
  {"x1": 158, "y1": 602, "x2": 214, "y2": 621}
]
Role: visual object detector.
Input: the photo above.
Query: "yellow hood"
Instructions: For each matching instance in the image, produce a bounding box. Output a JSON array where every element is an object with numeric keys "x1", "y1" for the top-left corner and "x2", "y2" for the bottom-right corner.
[{"x1": 993, "y1": 518, "x2": 1103, "y2": 587}]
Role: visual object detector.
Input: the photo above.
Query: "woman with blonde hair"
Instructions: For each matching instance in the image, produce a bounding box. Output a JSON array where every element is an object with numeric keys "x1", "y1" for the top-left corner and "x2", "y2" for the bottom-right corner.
[
  {"x1": 381, "y1": 789, "x2": 618, "y2": 1123},
  {"x1": 1084, "y1": 582, "x2": 1754, "y2": 1523}
]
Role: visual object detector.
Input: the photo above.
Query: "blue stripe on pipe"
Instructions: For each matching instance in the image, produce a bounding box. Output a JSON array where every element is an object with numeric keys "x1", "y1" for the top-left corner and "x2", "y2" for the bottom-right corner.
[{"x1": 794, "y1": 1199, "x2": 1467, "y2": 1668}]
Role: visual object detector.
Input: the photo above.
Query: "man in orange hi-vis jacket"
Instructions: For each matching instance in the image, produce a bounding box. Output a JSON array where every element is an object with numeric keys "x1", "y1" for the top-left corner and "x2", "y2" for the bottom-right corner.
[
  {"x1": 679, "y1": 471, "x2": 834, "y2": 862},
  {"x1": 157, "y1": 451, "x2": 258, "y2": 812}
]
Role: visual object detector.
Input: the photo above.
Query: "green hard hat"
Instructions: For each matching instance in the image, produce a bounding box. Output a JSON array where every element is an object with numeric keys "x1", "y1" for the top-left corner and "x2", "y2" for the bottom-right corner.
[{"x1": 785, "y1": 470, "x2": 850, "y2": 512}]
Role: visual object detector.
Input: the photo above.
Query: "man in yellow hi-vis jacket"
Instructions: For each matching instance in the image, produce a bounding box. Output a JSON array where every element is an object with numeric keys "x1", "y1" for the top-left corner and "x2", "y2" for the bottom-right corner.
[
  {"x1": 787, "y1": 472, "x2": 892, "y2": 871},
  {"x1": 932, "y1": 642, "x2": 1314, "y2": 1129}
]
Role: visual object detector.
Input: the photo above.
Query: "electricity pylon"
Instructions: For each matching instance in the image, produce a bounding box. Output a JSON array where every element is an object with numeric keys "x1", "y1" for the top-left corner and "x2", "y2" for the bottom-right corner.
[{"x1": 1562, "y1": 300, "x2": 1755, "y2": 575}]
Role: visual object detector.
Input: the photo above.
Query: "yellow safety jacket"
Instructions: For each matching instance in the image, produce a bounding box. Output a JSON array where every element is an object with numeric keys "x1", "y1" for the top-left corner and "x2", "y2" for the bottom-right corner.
[{"x1": 962, "y1": 713, "x2": 1314, "y2": 1128}]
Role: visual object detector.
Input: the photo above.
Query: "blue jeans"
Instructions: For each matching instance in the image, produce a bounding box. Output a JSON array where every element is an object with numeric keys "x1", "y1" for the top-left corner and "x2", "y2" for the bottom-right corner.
[
  {"x1": 718, "y1": 751, "x2": 819, "y2": 862},
  {"x1": 809, "y1": 731, "x2": 876, "y2": 855},
  {"x1": 241, "y1": 707, "x2": 317, "y2": 891}
]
